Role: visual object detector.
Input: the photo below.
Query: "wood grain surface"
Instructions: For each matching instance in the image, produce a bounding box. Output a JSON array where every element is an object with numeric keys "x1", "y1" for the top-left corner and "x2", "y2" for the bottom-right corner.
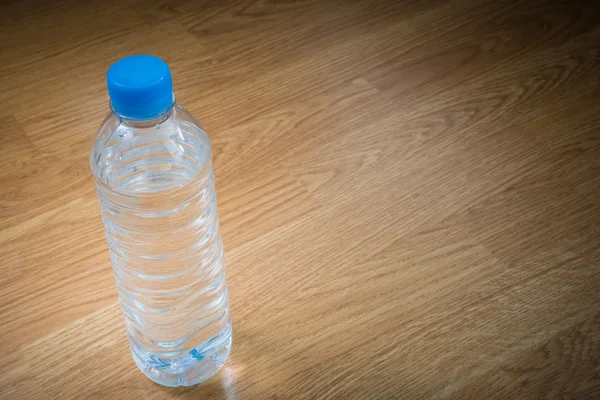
[{"x1": 1, "y1": 0, "x2": 600, "y2": 398}]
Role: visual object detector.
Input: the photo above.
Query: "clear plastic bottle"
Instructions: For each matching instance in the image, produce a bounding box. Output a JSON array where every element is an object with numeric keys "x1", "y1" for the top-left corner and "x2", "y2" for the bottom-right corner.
[{"x1": 90, "y1": 55, "x2": 231, "y2": 387}]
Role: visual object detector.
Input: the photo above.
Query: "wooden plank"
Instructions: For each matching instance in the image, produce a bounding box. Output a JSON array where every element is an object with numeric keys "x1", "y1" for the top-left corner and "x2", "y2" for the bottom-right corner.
[{"x1": 1, "y1": 0, "x2": 599, "y2": 398}]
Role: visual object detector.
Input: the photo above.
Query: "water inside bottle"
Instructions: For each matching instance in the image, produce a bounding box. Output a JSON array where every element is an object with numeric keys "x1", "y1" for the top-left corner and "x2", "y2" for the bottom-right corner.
[{"x1": 91, "y1": 105, "x2": 231, "y2": 387}]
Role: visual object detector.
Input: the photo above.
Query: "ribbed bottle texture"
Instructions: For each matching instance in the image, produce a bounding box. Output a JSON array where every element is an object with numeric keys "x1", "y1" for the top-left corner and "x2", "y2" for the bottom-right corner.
[{"x1": 91, "y1": 105, "x2": 231, "y2": 387}]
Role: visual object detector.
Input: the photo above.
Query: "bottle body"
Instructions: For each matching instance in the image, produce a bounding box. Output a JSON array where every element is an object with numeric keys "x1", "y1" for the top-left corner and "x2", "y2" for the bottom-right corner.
[{"x1": 90, "y1": 105, "x2": 231, "y2": 387}]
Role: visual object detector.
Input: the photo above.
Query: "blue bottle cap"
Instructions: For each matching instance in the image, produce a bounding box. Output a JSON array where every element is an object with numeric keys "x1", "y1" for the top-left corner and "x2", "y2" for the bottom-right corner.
[{"x1": 106, "y1": 55, "x2": 174, "y2": 120}]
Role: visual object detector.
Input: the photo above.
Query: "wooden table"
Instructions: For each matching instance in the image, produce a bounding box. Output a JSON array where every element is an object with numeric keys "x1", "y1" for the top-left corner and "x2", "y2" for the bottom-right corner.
[{"x1": 1, "y1": 0, "x2": 600, "y2": 398}]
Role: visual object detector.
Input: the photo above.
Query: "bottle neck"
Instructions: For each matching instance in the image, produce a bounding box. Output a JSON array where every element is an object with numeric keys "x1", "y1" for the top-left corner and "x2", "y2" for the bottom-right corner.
[{"x1": 120, "y1": 106, "x2": 173, "y2": 128}]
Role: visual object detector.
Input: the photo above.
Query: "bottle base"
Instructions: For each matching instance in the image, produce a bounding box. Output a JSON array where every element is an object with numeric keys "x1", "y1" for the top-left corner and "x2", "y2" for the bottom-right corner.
[{"x1": 130, "y1": 322, "x2": 232, "y2": 387}]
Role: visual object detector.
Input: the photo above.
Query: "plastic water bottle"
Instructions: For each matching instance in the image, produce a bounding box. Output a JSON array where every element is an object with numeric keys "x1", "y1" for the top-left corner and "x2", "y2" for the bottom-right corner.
[{"x1": 90, "y1": 55, "x2": 231, "y2": 387}]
